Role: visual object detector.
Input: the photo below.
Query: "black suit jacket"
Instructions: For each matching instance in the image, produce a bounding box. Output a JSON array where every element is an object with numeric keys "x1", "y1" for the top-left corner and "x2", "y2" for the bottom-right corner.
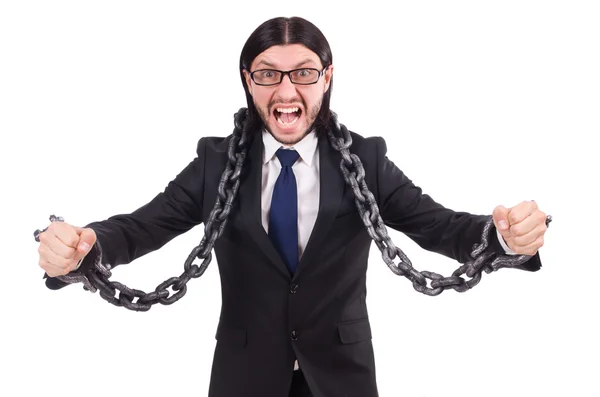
[{"x1": 45, "y1": 129, "x2": 541, "y2": 397}]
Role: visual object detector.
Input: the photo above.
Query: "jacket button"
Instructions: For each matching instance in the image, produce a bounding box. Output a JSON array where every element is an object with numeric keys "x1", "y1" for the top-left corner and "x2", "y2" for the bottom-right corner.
[
  {"x1": 290, "y1": 284, "x2": 298, "y2": 294},
  {"x1": 291, "y1": 330, "x2": 298, "y2": 340}
]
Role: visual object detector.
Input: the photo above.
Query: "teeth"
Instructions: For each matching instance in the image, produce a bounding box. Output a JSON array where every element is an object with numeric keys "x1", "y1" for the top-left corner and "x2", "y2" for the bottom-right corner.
[
  {"x1": 274, "y1": 106, "x2": 300, "y2": 126},
  {"x1": 277, "y1": 114, "x2": 300, "y2": 126},
  {"x1": 276, "y1": 107, "x2": 299, "y2": 113}
]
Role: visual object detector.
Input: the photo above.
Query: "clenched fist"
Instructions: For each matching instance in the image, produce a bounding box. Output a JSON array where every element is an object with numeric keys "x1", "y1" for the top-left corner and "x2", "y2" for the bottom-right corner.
[
  {"x1": 37, "y1": 222, "x2": 96, "y2": 277},
  {"x1": 493, "y1": 200, "x2": 548, "y2": 256}
]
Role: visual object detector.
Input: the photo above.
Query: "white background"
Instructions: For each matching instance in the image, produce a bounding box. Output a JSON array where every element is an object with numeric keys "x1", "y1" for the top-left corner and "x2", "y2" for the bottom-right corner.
[{"x1": 1, "y1": 1, "x2": 598, "y2": 396}]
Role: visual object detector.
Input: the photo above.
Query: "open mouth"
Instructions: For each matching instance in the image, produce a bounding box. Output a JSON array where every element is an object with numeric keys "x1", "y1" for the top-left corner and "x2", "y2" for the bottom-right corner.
[{"x1": 273, "y1": 107, "x2": 302, "y2": 127}]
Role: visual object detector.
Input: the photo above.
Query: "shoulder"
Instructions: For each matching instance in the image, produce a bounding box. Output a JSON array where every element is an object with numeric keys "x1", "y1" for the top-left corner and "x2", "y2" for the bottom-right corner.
[
  {"x1": 345, "y1": 130, "x2": 387, "y2": 158},
  {"x1": 321, "y1": 127, "x2": 388, "y2": 172},
  {"x1": 196, "y1": 135, "x2": 232, "y2": 156},
  {"x1": 339, "y1": 130, "x2": 389, "y2": 199}
]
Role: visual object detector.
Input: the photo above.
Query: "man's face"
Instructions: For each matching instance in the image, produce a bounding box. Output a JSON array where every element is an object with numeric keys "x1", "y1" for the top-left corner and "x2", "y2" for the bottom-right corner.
[{"x1": 243, "y1": 44, "x2": 333, "y2": 146}]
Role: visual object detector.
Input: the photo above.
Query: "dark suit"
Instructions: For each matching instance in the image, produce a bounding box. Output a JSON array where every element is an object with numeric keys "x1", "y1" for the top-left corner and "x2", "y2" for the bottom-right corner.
[{"x1": 45, "y1": 129, "x2": 541, "y2": 397}]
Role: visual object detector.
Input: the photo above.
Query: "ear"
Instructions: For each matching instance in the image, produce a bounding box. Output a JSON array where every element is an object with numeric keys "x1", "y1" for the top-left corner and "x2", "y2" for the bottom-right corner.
[
  {"x1": 243, "y1": 69, "x2": 253, "y2": 96},
  {"x1": 323, "y1": 64, "x2": 334, "y2": 93}
]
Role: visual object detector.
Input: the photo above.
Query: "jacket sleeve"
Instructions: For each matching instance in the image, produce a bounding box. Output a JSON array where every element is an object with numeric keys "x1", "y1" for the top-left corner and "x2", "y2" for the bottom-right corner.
[
  {"x1": 373, "y1": 136, "x2": 541, "y2": 271},
  {"x1": 44, "y1": 137, "x2": 209, "y2": 290}
]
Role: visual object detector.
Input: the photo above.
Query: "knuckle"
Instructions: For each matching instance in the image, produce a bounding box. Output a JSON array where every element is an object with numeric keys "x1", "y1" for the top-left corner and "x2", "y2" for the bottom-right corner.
[
  {"x1": 47, "y1": 222, "x2": 59, "y2": 233},
  {"x1": 513, "y1": 236, "x2": 526, "y2": 246},
  {"x1": 511, "y1": 224, "x2": 523, "y2": 236},
  {"x1": 69, "y1": 235, "x2": 79, "y2": 247},
  {"x1": 66, "y1": 247, "x2": 77, "y2": 259},
  {"x1": 508, "y1": 212, "x2": 519, "y2": 224},
  {"x1": 64, "y1": 232, "x2": 78, "y2": 247},
  {"x1": 38, "y1": 231, "x2": 47, "y2": 244},
  {"x1": 58, "y1": 257, "x2": 70, "y2": 269}
]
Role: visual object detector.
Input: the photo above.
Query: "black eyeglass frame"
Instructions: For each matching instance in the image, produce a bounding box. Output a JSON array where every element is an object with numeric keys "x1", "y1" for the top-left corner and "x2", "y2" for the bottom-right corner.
[{"x1": 248, "y1": 67, "x2": 328, "y2": 86}]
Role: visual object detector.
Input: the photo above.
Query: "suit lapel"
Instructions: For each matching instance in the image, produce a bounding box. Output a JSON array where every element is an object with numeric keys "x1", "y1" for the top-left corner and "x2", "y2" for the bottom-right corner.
[
  {"x1": 240, "y1": 135, "x2": 291, "y2": 278},
  {"x1": 294, "y1": 133, "x2": 345, "y2": 279}
]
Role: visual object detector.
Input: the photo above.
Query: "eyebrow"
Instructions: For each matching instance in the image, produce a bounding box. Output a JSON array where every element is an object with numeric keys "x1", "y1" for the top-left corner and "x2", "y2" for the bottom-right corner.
[{"x1": 255, "y1": 58, "x2": 317, "y2": 69}]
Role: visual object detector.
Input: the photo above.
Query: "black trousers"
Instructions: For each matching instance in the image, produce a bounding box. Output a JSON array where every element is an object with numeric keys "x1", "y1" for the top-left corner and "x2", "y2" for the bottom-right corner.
[{"x1": 289, "y1": 369, "x2": 312, "y2": 397}]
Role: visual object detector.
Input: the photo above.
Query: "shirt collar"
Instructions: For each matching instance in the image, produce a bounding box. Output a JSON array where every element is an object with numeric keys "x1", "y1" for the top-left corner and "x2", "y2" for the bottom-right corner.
[{"x1": 262, "y1": 129, "x2": 318, "y2": 166}]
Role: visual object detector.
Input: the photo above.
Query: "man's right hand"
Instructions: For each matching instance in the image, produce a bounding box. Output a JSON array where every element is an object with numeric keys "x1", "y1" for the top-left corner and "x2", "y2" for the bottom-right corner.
[{"x1": 37, "y1": 222, "x2": 97, "y2": 277}]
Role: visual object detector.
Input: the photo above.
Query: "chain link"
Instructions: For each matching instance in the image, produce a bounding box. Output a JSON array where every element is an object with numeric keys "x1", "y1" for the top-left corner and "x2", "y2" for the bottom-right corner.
[{"x1": 327, "y1": 111, "x2": 552, "y2": 296}]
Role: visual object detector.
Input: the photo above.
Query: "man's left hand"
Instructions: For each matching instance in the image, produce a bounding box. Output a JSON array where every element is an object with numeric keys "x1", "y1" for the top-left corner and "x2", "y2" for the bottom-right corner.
[{"x1": 493, "y1": 201, "x2": 548, "y2": 256}]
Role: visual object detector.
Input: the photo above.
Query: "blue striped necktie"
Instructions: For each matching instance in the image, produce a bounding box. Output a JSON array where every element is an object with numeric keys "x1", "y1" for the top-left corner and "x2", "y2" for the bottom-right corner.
[{"x1": 268, "y1": 148, "x2": 300, "y2": 274}]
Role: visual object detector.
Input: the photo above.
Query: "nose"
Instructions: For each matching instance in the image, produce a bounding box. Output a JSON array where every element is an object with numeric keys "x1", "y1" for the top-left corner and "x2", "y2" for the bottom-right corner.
[{"x1": 274, "y1": 72, "x2": 297, "y2": 97}]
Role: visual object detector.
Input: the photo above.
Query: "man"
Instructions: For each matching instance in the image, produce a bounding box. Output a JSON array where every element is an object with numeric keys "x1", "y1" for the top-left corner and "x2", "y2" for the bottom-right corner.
[{"x1": 35, "y1": 16, "x2": 549, "y2": 397}]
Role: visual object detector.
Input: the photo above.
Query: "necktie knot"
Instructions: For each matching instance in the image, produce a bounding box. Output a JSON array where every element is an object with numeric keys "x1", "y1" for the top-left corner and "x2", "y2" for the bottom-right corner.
[{"x1": 276, "y1": 148, "x2": 300, "y2": 168}]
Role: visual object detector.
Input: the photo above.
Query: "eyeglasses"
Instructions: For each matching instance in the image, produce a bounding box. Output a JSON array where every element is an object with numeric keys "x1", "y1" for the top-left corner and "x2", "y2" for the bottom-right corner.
[{"x1": 249, "y1": 67, "x2": 327, "y2": 86}]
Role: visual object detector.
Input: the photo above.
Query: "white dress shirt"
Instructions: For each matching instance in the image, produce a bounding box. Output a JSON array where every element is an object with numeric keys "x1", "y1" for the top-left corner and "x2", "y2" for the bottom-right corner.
[{"x1": 261, "y1": 129, "x2": 320, "y2": 259}]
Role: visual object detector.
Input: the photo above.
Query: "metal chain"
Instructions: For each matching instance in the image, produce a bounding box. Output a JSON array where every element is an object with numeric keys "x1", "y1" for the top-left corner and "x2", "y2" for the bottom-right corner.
[
  {"x1": 35, "y1": 107, "x2": 552, "y2": 309},
  {"x1": 326, "y1": 111, "x2": 552, "y2": 296},
  {"x1": 35, "y1": 108, "x2": 252, "y2": 311}
]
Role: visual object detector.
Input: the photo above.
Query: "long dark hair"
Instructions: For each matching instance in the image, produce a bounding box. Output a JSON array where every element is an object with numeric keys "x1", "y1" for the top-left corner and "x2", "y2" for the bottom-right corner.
[{"x1": 239, "y1": 16, "x2": 334, "y2": 136}]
